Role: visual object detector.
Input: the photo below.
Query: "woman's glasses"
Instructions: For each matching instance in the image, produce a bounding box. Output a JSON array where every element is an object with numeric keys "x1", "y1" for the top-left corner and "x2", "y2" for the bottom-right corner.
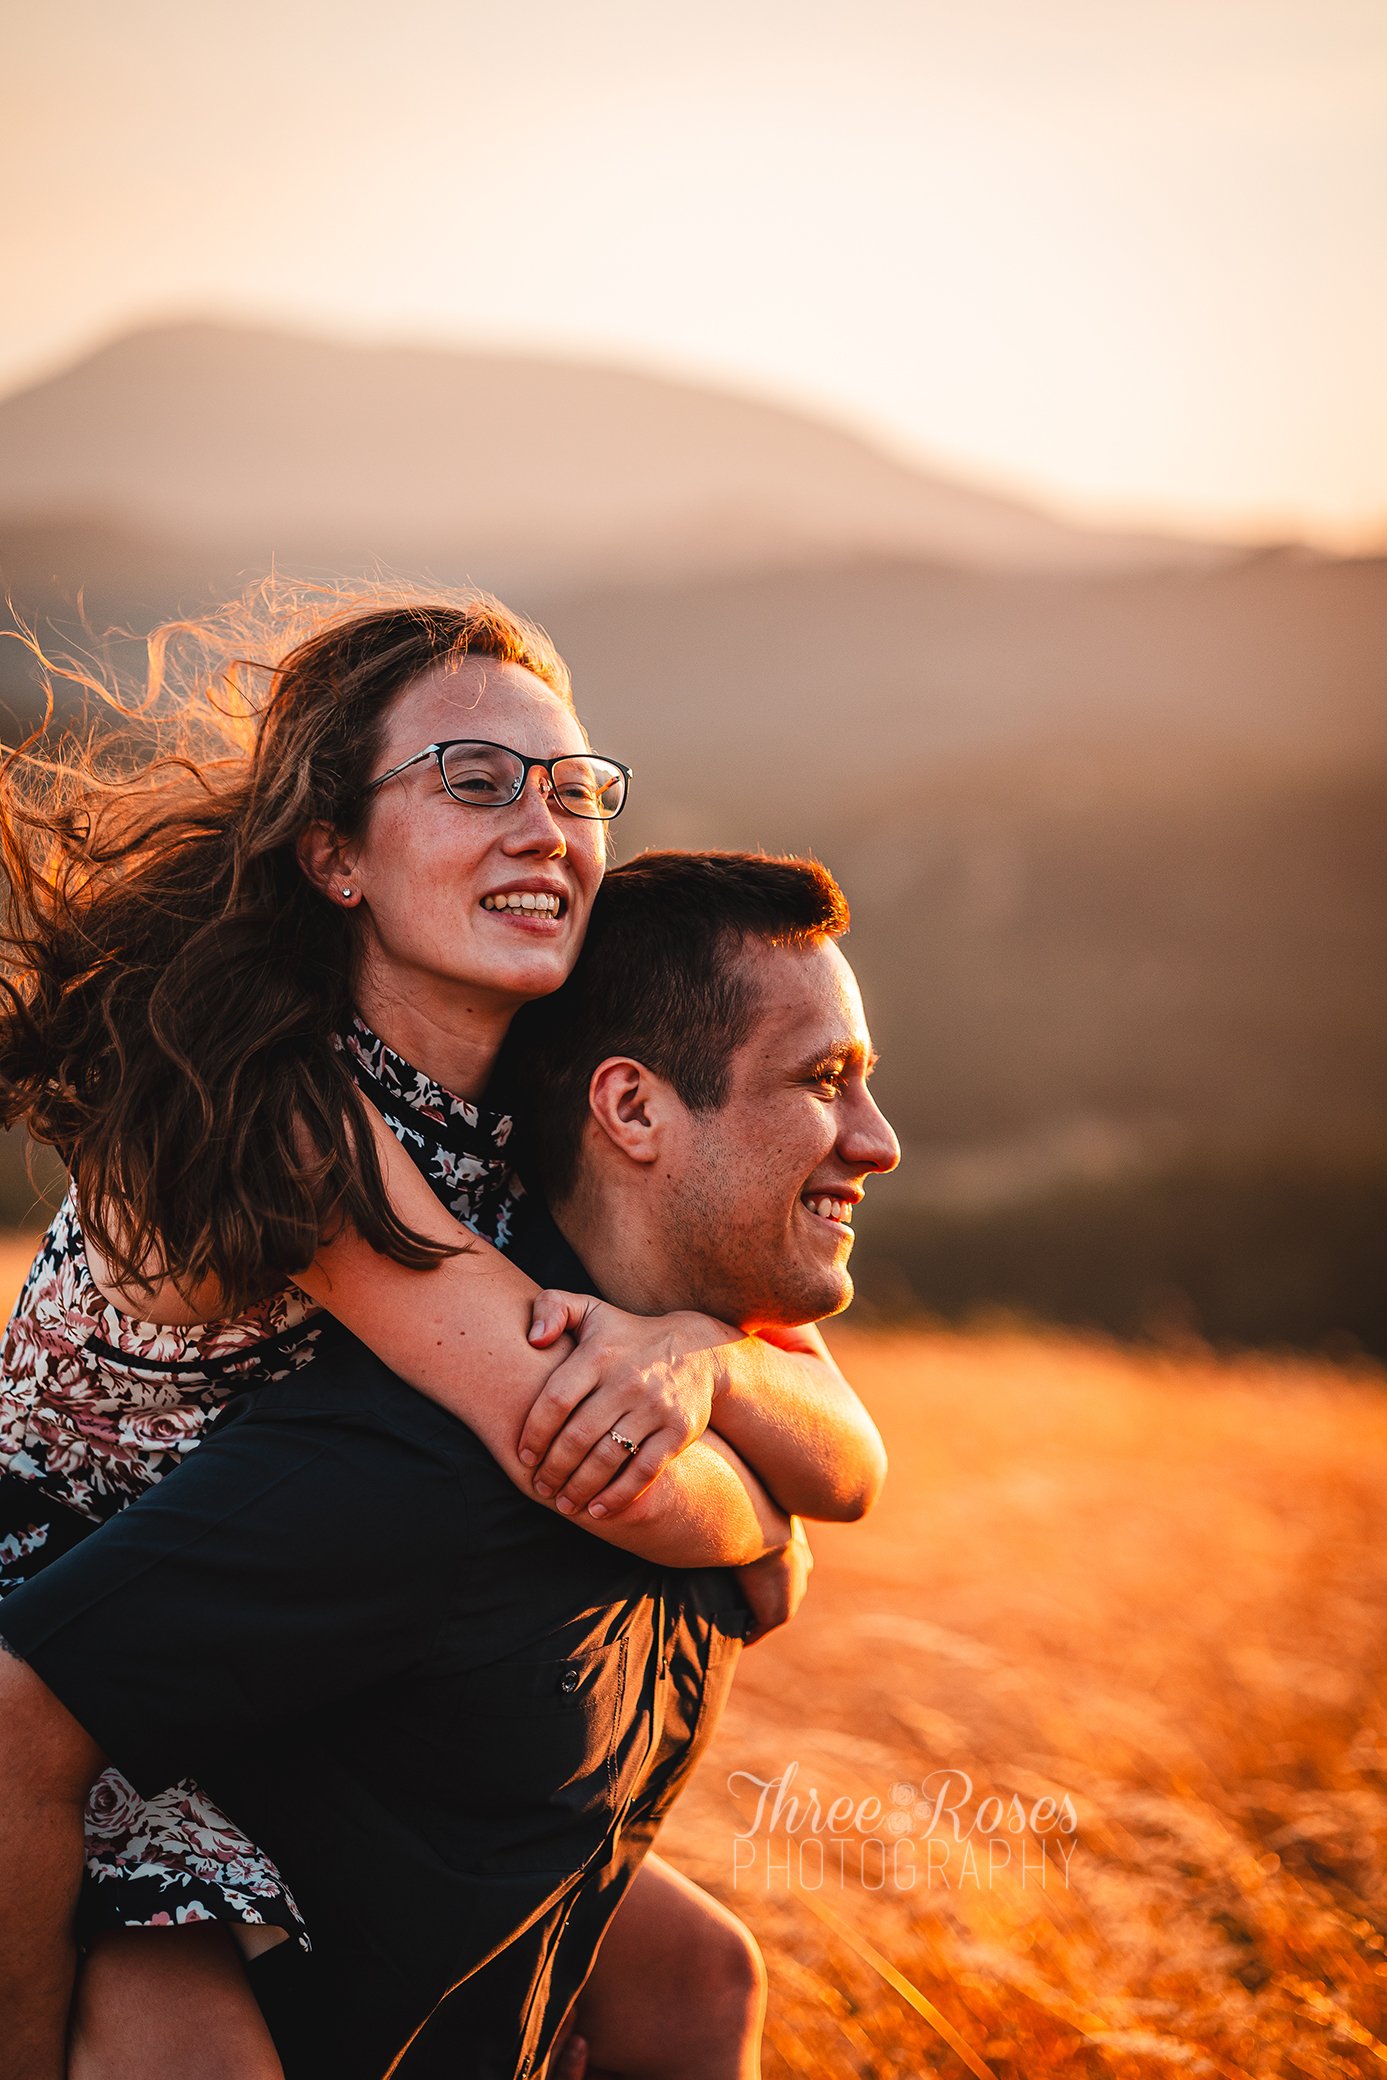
[{"x1": 362, "y1": 739, "x2": 631, "y2": 821}]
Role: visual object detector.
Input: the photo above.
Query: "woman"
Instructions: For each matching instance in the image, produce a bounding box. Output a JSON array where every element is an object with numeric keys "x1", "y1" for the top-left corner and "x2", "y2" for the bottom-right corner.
[{"x1": 0, "y1": 583, "x2": 883, "y2": 2078}]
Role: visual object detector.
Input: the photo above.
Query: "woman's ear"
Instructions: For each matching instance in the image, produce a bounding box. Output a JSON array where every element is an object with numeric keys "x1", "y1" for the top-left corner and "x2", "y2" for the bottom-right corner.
[
  {"x1": 297, "y1": 823, "x2": 361, "y2": 906},
  {"x1": 586, "y1": 1057, "x2": 667, "y2": 1165}
]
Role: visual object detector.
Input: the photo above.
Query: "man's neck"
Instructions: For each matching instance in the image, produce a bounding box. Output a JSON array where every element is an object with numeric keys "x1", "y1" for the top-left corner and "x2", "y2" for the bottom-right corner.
[{"x1": 548, "y1": 1179, "x2": 694, "y2": 1318}]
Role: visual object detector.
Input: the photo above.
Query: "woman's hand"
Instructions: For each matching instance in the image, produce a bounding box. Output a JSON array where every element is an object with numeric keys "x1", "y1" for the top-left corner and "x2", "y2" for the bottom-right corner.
[{"x1": 520, "y1": 1293, "x2": 727, "y2": 1519}]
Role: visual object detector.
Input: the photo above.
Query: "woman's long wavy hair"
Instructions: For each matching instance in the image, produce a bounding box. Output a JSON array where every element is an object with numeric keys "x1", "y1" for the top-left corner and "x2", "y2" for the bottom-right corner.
[{"x1": 0, "y1": 578, "x2": 573, "y2": 1313}]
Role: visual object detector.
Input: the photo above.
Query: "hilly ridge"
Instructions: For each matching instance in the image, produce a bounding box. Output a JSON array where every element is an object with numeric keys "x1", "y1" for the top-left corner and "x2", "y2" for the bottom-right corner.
[
  {"x1": 0, "y1": 319, "x2": 1383, "y2": 1348},
  {"x1": 0, "y1": 319, "x2": 1233, "y2": 592}
]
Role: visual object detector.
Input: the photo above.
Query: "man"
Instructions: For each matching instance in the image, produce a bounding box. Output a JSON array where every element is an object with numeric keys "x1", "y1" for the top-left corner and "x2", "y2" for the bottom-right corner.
[
  {"x1": 495, "y1": 848, "x2": 900, "y2": 2074},
  {"x1": 0, "y1": 851, "x2": 898, "y2": 2078}
]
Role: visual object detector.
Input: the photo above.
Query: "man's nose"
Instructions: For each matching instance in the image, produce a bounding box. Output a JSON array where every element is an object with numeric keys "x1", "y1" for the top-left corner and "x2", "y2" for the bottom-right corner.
[
  {"x1": 840, "y1": 1089, "x2": 901, "y2": 1176},
  {"x1": 501, "y1": 769, "x2": 568, "y2": 855}
]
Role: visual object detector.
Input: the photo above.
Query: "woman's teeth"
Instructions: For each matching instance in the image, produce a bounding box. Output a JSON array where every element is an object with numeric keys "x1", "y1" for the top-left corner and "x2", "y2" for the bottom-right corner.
[
  {"x1": 481, "y1": 893, "x2": 562, "y2": 916},
  {"x1": 805, "y1": 1195, "x2": 852, "y2": 1225}
]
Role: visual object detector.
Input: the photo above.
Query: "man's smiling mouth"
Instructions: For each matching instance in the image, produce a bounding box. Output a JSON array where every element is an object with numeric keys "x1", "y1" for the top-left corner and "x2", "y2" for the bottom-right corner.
[{"x1": 802, "y1": 1194, "x2": 853, "y2": 1227}]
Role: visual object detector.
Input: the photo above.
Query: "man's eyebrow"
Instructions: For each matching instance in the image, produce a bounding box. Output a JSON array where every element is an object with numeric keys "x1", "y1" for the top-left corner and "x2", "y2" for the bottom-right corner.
[{"x1": 794, "y1": 1039, "x2": 878, "y2": 1078}]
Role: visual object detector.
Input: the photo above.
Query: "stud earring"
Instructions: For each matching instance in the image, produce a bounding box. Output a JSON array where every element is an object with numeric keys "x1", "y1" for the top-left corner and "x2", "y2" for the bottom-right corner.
[{"x1": 340, "y1": 886, "x2": 355, "y2": 902}]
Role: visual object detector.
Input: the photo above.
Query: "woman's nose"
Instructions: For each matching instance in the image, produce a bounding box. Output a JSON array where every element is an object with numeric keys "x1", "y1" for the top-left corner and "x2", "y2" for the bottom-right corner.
[{"x1": 502, "y1": 769, "x2": 569, "y2": 854}]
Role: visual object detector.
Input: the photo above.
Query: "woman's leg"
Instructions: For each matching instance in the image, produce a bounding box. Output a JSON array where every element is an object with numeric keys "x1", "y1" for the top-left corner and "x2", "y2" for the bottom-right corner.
[
  {"x1": 69, "y1": 1927, "x2": 283, "y2": 2080},
  {"x1": 563, "y1": 1854, "x2": 766, "y2": 2080}
]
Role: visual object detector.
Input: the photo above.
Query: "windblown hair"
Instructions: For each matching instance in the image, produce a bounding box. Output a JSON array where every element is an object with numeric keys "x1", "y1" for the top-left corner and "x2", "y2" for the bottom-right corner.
[
  {"x1": 0, "y1": 578, "x2": 572, "y2": 1311},
  {"x1": 501, "y1": 849, "x2": 850, "y2": 1203}
]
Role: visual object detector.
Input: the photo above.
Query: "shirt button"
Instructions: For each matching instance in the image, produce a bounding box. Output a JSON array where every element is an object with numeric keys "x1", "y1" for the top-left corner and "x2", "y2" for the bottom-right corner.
[{"x1": 559, "y1": 1665, "x2": 580, "y2": 1695}]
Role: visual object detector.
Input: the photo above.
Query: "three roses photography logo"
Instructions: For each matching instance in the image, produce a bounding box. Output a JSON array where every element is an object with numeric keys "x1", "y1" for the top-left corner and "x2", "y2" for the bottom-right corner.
[{"x1": 727, "y1": 1761, "x2": 1079, "y2": 1893}]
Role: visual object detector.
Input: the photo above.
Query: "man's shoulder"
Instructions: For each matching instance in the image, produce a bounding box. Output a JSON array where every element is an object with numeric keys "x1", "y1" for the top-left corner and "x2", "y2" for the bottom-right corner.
[{"x1": 229, "y1": 1314, "x2": 492, "y2": 1472}]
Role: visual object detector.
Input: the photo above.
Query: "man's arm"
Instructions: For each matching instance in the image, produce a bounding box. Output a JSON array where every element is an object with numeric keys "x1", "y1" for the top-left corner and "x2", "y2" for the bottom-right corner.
[
  {"x1": 735, "y1": 1516, "x2": 815, "y2": 1645},
  {"x1": 709, "y1": 1318, "x2": 887, "y2": 1521},
  {"x1": 0, "y1": 1645, "x2": 105, "y2": 2080},
  {"x1": 607, "y1": 1432, "x2": 790, "y2": 1569}
]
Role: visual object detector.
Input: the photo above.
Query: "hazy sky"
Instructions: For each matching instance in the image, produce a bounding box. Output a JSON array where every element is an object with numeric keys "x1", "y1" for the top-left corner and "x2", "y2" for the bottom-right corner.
[{"x1": 6, "y1": 0, "x2": 1386, "y2": 545}]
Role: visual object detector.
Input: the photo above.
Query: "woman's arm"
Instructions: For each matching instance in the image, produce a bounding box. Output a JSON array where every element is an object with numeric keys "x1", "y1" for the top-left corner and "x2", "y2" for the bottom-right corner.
[
  {"x1": 295, "y1": 1112, "x2": 790, "y2": 1569},
  {"x1": 305, "y1": 1116, "x2": 883, "y2": 1533},
  {"x1": 521, "y1": 1299, "x2": 887, "y2": 1524}
]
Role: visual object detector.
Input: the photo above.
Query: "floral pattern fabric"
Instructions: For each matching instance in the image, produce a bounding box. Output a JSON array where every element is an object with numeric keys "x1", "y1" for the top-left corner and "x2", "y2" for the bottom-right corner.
[
  {"x1": 0, "y1": 1017, "x2": 523, "y2": 1953},
  {"x1": 339, "y1": 1014, "x2": 525, "y2": 1249},
  {"x1": 0, "y1": 1192, "x2": 321, "y2": 1528}
]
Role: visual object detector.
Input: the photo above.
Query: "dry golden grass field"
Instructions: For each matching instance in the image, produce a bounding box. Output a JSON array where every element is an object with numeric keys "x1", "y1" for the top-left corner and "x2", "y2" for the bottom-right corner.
[
  {"x1": 662, "y1": 1325, "x2": 1387, "y2": 2080},
  {"x1": 3, "y1": 1235, "x2": 1385, "y2": 2078}
]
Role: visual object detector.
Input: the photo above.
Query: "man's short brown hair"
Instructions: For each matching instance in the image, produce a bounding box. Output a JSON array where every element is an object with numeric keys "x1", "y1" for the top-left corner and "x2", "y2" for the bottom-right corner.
[{"x1": 501, "y1": 849, "x2": 850, "y2": 1203}]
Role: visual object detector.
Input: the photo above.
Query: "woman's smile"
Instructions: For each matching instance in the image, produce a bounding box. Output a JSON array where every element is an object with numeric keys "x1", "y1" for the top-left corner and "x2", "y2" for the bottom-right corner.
[
  {"x1": 343, "y1": 655, "x2": 608, "y2": 1084},
  {"x1": 479, "y1": 880, "x2": 569, "y2": 923}
]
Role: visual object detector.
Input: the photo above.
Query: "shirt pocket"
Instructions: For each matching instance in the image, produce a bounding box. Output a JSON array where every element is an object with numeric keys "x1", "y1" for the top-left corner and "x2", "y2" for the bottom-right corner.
[{"x1": 424, "y1": 1634, "x2": 645, "y2": 1877}]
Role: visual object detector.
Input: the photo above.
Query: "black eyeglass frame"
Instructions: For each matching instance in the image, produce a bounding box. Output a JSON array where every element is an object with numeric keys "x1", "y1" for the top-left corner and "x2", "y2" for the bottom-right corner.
[{"x1": 360, "y1": 738, "x2": 633, "y2": 820}]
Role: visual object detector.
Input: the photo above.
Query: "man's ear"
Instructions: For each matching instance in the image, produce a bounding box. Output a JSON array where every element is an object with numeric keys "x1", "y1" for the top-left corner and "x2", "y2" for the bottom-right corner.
[
  {"x1": 297, "y1": 822, "x2": 359, "y2": 904},
  {"x1": 586, "y1": 1057, "x2": 673, "y2": 1166}
]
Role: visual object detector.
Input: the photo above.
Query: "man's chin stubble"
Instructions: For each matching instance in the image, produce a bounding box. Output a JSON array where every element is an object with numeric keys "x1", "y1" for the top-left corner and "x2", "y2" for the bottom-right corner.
[{"x1": 741, "y1": 1269, "x2": 854, "y2": 1333}]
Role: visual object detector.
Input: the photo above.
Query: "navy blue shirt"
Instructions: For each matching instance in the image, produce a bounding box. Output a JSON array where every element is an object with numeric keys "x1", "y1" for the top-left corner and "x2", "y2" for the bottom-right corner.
[{"x1": 0, "y1": 1209, "x2": 748, "y2": 2078}]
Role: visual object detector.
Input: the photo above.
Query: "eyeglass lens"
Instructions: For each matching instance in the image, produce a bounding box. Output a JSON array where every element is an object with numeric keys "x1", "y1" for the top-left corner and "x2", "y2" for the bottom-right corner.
[{"x1": 439, "y1": 743, "x2": 626, "y2": 819}]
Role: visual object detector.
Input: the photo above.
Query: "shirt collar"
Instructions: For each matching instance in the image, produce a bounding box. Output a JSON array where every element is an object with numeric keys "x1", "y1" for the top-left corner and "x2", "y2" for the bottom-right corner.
[{"x1": 338, "y1": 1013, "x2": 515, "y2": 1159}]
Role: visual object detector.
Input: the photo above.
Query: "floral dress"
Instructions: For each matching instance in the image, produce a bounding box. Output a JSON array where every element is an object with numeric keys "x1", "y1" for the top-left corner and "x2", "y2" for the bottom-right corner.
[{"x1": 0, "y1": 1015, "x2": 524, "y2": 1954}]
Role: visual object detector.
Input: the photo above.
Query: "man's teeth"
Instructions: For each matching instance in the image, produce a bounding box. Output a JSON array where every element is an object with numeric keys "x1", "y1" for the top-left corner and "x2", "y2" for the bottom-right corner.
[
  {"x1": 481, "y1": 893, "x2": 562, "y2": 916},
  {"x1": 805, "y1": 1195, "x2": 852, "y2": 1225}
]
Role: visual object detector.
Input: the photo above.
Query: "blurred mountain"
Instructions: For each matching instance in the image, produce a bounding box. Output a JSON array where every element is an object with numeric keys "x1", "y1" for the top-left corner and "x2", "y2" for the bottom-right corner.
[
  {"x1": 0, "y1": 320, "x2": 1383, "y2": 1349},
  {"x1": 535, "y1": 555, "x2": 1387, "y2": 1188},
  {"x1": 537, "y1": 552, "x2": 1387, "y2": 811},
  {"x1": 0, "y1": 319, "x2": 1235, "y2": 594}
]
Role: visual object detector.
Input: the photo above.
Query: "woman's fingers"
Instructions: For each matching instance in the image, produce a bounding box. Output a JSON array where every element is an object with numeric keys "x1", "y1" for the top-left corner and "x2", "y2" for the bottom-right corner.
[
  {"x1": 564, "y1": 1429, "x2": 674, "y2": 1519},
  {"x1": 579, "y1": 1436, "x2": 675, "y2": 1518},
  {"x1": 516, "y1": 1350, "x2": 603, "y2": 1469},
  {"x1": 533, "y1": 1412, "x2": 672, "y2": 1515},
  {"x1": 518, "y1": 1299, "x2": 637, "y2": 1467},
  {"x1": 519, "y1": 1297, "x2": 716, "y2": 1507},
  {"x1": 527, "y1": 1288, "x2": 592, "y2": 1351},
  {"x1": 530, "y1": 1395, "x2": 647, "y2": 1502}
]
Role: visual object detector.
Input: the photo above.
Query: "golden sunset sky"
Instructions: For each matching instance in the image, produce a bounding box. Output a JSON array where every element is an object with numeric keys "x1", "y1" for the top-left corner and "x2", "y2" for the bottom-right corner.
[{"x1": 5, "y1": 0, "x2": 1385, "y2": 547}]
